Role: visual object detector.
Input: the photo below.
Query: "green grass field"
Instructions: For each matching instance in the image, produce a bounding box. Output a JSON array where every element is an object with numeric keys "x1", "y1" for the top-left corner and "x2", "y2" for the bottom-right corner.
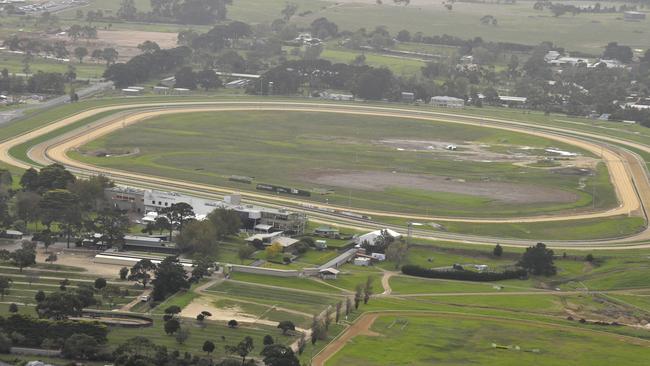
[
  {"x1": 0, "y1": 53, "x2": 106, "y2": 80},
  {"x1": 325, "y1": 313, "x2": 650, "y2": 366},
  {"x1": 73, "y1": 110, "x2": 613, "y2": 218},
  {"x1": 232, "y1": 0, "x2": 650, "y2": 55}
]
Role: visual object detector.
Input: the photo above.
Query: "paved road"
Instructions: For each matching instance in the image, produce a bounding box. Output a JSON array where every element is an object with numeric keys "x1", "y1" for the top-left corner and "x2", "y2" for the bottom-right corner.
[{"x1": 1, "y1": 101, "x2": 649, "y2": 248}]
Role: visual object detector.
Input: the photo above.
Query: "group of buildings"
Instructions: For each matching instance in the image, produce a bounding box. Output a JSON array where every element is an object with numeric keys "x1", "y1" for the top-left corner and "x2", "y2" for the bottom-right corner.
[
  {"x1": 105, "y1": 187, "x2": 308, "y2": 235},
  {"x1": 544, "y1": 51, "x2": 628, "y2": 69}
]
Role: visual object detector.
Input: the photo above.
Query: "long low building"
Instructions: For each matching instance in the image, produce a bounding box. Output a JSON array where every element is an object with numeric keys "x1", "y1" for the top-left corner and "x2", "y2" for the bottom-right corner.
[{"x1": 430, "y1": 96, "x2": 464, "y2": 108}]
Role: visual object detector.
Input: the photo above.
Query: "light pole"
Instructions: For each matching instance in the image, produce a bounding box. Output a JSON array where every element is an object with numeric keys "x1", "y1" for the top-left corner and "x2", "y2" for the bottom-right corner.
[{"x1": 407, "y1": 222, "x2": 423, "y2": 246}]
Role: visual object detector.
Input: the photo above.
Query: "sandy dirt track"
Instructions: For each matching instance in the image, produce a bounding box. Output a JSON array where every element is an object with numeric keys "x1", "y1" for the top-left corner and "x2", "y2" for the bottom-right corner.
[
  {"x1": 41, "y1": 105, "x2": 642, "y2": 222},
  {"x1": 1, "y1": 101, "x2": 649, "y2": 247}
]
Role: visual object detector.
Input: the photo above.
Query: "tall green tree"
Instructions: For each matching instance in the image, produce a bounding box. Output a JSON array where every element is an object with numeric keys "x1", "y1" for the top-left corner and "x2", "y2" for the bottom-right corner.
[
  {"x1": 225, "y1": 336, "x2": 254, "y2": 365},
  {"x1": 35, "y1": 164, "x2": 76, "y2": 192},
  {"x1": 160, "y1": 202, "x2": 195, "y2": 240},
  {"x1": 39, "y1": 189, "x2": 81, "y2": 247},
  {"x1": 128, "y1": 259, "x2": 157, "y2": 288},
  {"x1": 0, "y1": 277, "x2": 12, "y2": 299},
  {"x1": 92, "y1": 208, "x2": 130, "y2": 249},
  {"x1": 175, "y1": 220, "x2": 217, "y2": 254},
  {"x1": 261, "y1": 344, "x2": 300, "y2": 366},
  {"x1": 11, "y1": 242, "x2": 36, "y2": 272},
  {"x1": 518, "y1": 242, "x2": 556, "y2": 276},
  {"x1": 151, "y1": 256, "x2": 189, "y2": 301},
  {"x1": 208, "y1": 207, "x2": 241, "y2": 239},
  {"x1": 74, "y1": 47, "x2": 88, "y2": 64}
]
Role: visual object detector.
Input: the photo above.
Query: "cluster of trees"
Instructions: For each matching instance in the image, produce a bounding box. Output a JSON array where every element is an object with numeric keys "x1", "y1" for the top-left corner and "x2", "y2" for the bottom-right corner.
[
  {"x1": 0, "y1": 68, "x2": 68, "y2": 95},
  {"x1": 174, "y1": 66, "x2": 222, "y2": 90},
  {"x1": 251, "y1": 59, "x2": 399, "y2": 100},
  {"x1": 534, "y1": 1, "x2": 638, "y2": 17},
  {"x1": 104, "y1": 45, "x2": 191, "y2": 88},
  {"x1": 0, "y1": 313, "x2": 107, "y2": 350},
  {"x1": 0, "y1": 241, "x2": 37, "y2": 272},
  {"x1": 12, "y1": 164, "x2": 125, "y2": 249},
  {"x1": 126, "y1": 256, "x2": 211, "y2": 301},
  {"x1": 113, "y1": 0, "x2": 233, "y2": 25},
  {"x1": 175, "y1": 207, "x2": 241, "y2": 254}
]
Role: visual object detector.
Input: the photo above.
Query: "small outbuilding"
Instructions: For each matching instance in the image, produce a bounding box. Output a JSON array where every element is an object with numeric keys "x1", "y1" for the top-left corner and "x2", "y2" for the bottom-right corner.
[
  {"x1": 314, "y1": 226, "x2": 340, "y2": 238},
  {"x1": 353, "y1": 257, "x2": 371, "y2": 266},
  {"x1": 319, "y1": 268, "x2": 340, "y2": 280},
  {"x1": 315, "y1": 240, "x2": 328, "y2": 250}
]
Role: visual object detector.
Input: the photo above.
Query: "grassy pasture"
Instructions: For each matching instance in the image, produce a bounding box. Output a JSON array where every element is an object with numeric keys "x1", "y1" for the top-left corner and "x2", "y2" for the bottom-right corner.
[
  {"x1": 326, "y1": 314, "x2": 650, "y2": 366},
  {"x1": 71, "y1": 0, "x2": 645, "y2": 55},
  {"x1": 0, "y1": 53, "x2": 106, "y2": 80},
  {"x1": 107, "y1": 315, "x2": 296, "y2": 359},
  {"x1": 74, "y1": 110, "x2": 611, "y2": 217}
]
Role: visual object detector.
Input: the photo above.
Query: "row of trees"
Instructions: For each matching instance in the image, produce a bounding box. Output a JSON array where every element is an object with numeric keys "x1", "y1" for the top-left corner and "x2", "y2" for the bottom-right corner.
[{"x1": 0, "y1": 69, "x2": 68, "y2": 95}]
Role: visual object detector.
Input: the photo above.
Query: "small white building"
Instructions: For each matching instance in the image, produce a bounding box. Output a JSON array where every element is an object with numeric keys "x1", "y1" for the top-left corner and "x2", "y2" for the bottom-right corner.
[
  {"x1": 371, "y1": 253, "x2": 386, "y2": 261},
  {"x1": 353, "y1": 257, "x2": 371, "y2": 266},
  {"x1": 122, "y1": 88, "x2": 141, "y2": 96},
  {"x1": 315, "y1": 240, "x2": 328, "y2": 250},
  {"x1": 474, "y1": 264, "x2": 488, "y2": 272},
  {"x1": 356, "y1": 229, "x2": 402, "y2": 246},
  {"x1": 430, "y1": 96, "x2": 464, "y2": 108}
]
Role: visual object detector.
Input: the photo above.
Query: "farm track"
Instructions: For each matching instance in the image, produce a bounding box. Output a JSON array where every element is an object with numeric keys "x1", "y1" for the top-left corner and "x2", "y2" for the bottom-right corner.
[{"x1": 1, "y1": 101, "x2": 649, "y2": 248}]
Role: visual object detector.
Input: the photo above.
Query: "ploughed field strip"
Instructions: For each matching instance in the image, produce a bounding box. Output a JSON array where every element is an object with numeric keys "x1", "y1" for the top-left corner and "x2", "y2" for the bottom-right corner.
[{"x1": 204, "y1": 280, "x2": 342, "y2": 315}]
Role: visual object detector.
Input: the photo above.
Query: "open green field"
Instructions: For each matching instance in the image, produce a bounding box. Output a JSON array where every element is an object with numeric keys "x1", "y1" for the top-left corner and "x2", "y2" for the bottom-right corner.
[
  {"x1": 0, "y1": 53, "x2": 106, "y2": 80},
  {"x1": 325, "y1": 313, "x2": 650, "y2": 366},
  {"x1": 384, "y1": 240, "x2": 650, "y2": 293},
  {"x1": 73, "y1": 110, "x2": 614, "y2": 218},
  {"x1": 236, "y1": 0, "x2": 650, "y2": 55}
]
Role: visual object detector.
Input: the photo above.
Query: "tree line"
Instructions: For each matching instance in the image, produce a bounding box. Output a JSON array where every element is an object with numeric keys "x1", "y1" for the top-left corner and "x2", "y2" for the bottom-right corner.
[{"x1": 401, "y1": 242, "x2": 558, "y2": 281}]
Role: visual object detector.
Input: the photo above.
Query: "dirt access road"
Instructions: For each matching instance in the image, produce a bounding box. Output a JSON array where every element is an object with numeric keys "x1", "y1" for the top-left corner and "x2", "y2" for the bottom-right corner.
[{"x1": 1, "y1": 101, "x2": 649, "y2": 248}]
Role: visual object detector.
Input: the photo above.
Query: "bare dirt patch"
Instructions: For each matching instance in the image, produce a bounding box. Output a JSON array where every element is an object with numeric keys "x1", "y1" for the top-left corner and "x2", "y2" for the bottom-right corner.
[
  {"x1": 305, "y1": 170, "x2": 578, "y2": 204},
  {"x1": 45, "y1": 30, "x2": 178, "y2": 62}
]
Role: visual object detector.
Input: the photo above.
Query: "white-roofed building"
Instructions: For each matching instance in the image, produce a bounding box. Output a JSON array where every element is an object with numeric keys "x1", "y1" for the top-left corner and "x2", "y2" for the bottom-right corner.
[
  {"x1": 356, "y1": 229, "x2": 402, "y2": 246},
  {"x1": 430, "y1": 96, "x2": 464, "y2": 108}
]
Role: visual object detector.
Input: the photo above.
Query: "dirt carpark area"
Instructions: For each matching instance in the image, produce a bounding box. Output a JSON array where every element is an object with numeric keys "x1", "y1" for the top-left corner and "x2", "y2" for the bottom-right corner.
[
  {"x1": 45, "y1": 30, "x2": 178, "y2": 62},
  {"x1": 36, "y1": 248, "x2": 124, "y2": 278},
  {"x1": 306, "y1": 170, "x2": 579, "y2": 204}
]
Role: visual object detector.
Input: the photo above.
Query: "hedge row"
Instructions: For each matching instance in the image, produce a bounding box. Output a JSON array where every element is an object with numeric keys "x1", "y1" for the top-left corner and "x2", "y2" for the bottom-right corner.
[
  {"x1": 0, "y1": 314, "x2": 108, "y2": 348},
  {"x1": 401, "y1": 265, "x2": 527, "y2": 282}
]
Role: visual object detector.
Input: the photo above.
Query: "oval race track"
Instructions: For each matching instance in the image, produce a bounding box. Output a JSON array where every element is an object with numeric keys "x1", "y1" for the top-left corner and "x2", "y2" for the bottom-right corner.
[{"x1": 2, "y1": 100, "x2": 650, "y2": 248}]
